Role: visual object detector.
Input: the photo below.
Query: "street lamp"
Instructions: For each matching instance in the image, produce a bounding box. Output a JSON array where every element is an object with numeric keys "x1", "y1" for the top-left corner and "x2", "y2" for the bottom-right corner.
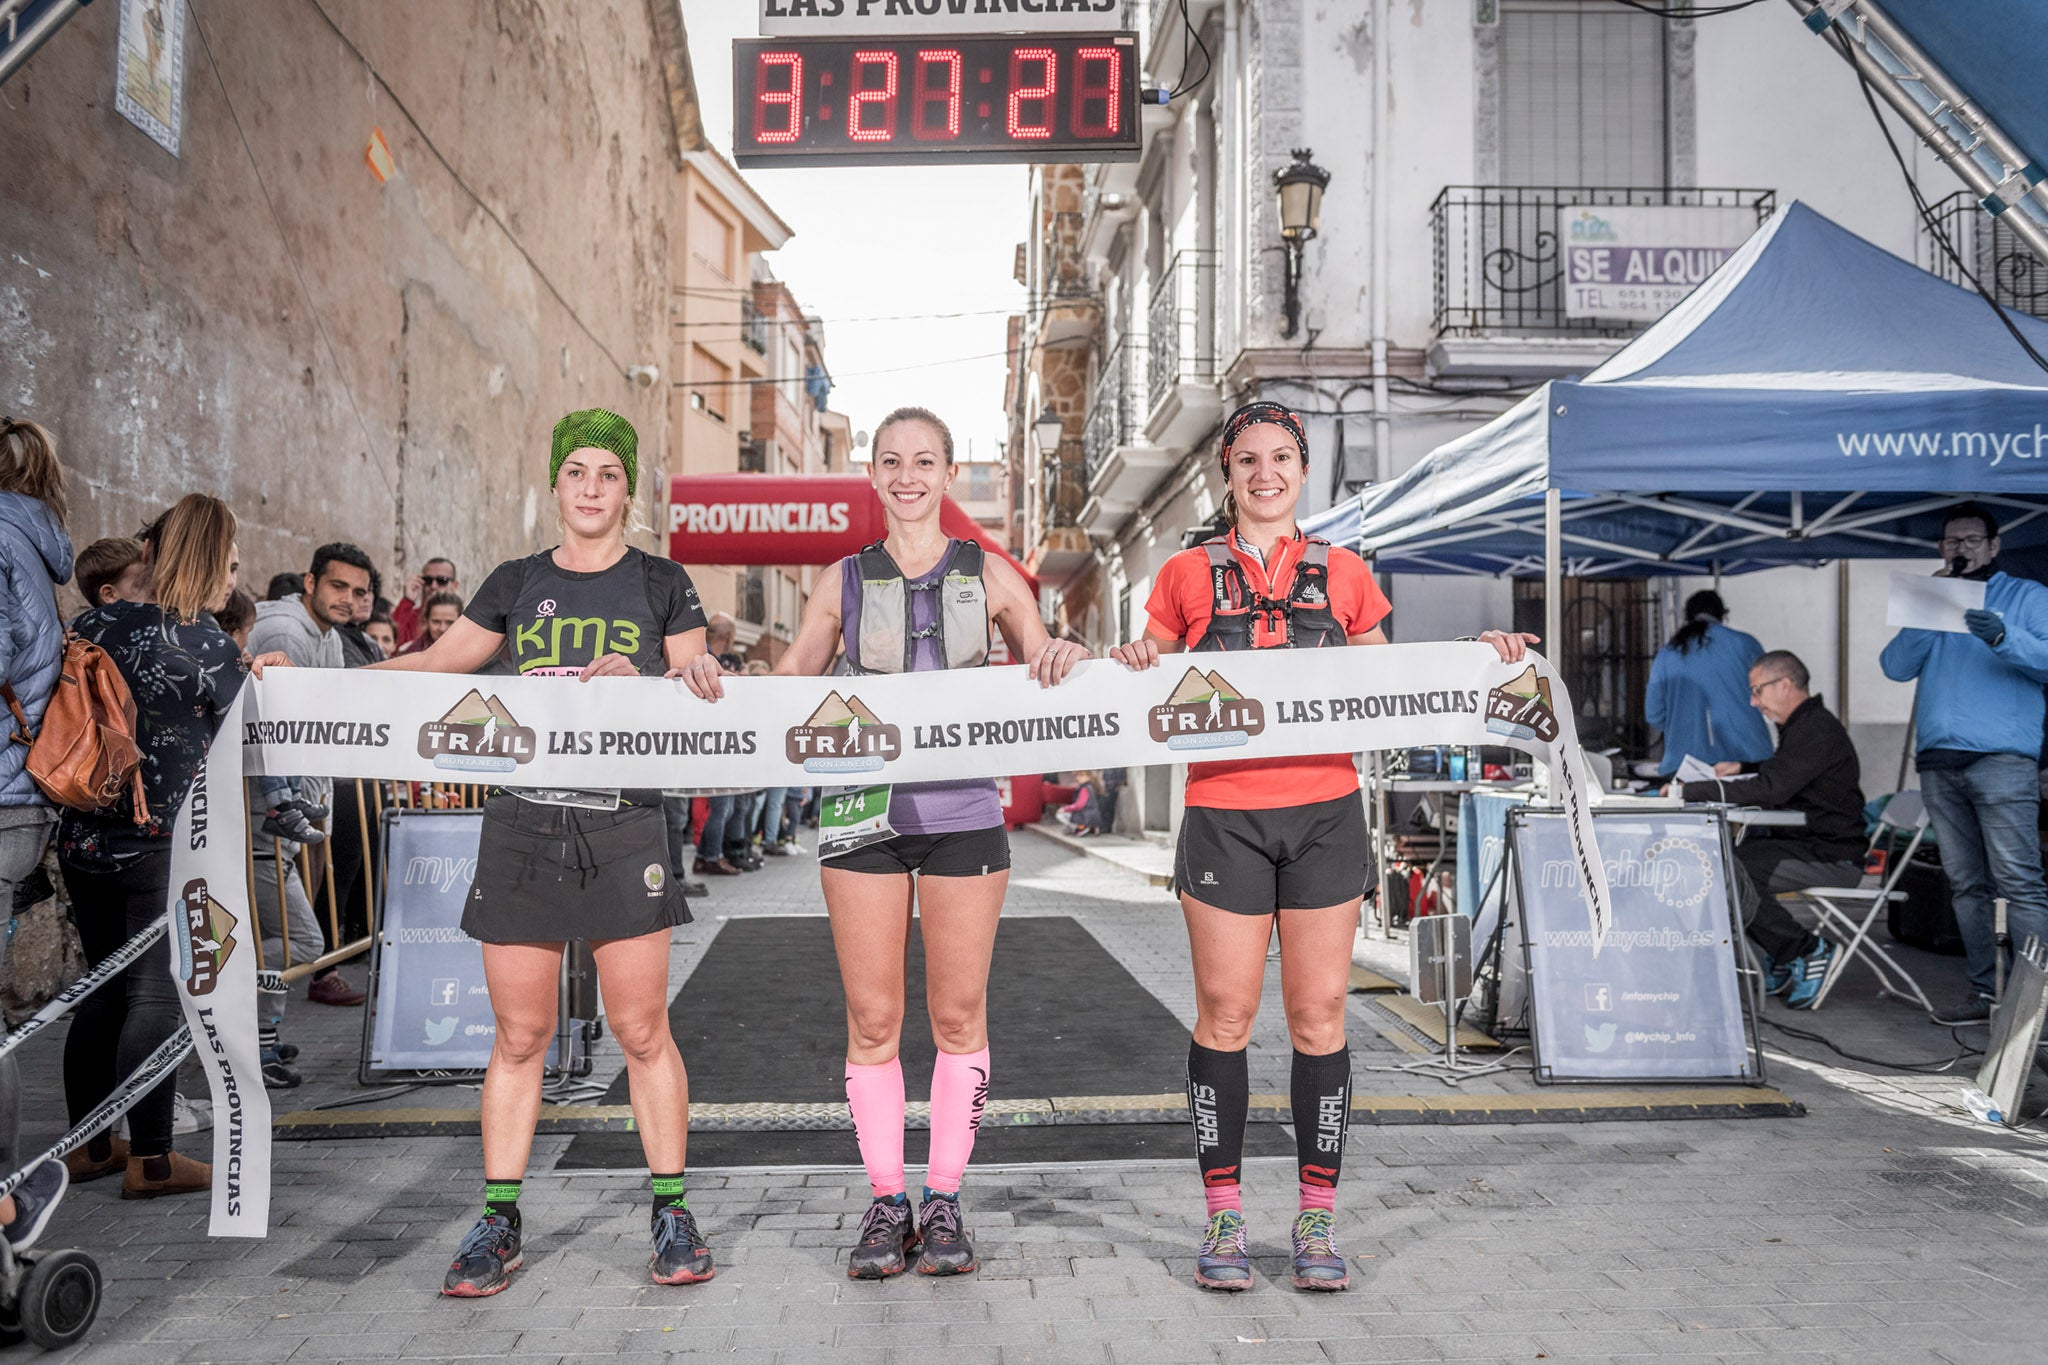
[
  {"x1": 1033, "y1": 404, "x2": 1065, "y2": 457},
  {"x1": 1274, "y1": 147, "x2": 1330, "y2": 340}
]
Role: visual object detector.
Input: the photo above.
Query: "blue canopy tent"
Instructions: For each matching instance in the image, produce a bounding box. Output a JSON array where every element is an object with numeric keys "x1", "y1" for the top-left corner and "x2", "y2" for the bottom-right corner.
[{"x1": 1304, "y1": 200, "x2": 2048, "y2": 644}]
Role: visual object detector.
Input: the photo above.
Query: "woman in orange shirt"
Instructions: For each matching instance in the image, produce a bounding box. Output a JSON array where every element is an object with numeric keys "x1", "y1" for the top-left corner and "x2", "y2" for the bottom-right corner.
[{"x1": 1111, "y1": 401, "x2": 1532, "y2": 1293}]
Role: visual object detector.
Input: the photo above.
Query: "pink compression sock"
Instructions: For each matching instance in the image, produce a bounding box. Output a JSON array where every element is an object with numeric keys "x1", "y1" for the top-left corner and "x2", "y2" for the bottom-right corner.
[
  {"x1": 1299, "y1": 1182, "x2": 1337, "y2": 1213},
  {"x1": 845, "y1": 1058, "x2": 907, "y2": 1198},
  {"x1": 924, "y1": 1046, "x2": 991, "y2": 1195},
  {"x1": 1206, "y1": 1183, "x2": 1242, "y2": 1217}
]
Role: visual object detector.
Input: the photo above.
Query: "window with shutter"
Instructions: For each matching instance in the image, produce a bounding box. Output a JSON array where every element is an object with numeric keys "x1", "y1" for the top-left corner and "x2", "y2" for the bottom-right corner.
[{"x1": 1500, "y1": 2, "x2": 1667, "y2": 188}]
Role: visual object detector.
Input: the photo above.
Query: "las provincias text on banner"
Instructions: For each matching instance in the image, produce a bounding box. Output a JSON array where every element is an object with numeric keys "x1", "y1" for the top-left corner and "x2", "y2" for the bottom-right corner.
[{"x1": 169, "y1": 642, "x2": 1613, "y2": 1236}]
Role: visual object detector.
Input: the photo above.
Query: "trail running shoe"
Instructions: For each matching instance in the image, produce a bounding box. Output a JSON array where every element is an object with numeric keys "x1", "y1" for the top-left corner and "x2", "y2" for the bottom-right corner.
[
  {"x1": 913, "y1": 1191, "x2": 977, "y2": 1276},
  {"x1": 1784, "y1": 937, "x2": 1837, "y2": 1010},
  {"x1": 650, "y1": 1205, "x2": 715, "y2": 1285},
  {"x1": 1194, "y1": 1208, "x2": 1252, "y2": 1291},
  {"x1": 442, "y1": 1214, "x2": 522, "y2": 1297},
  {"x1": 847, "y1": 1195, "x2": 919, "y2": 1279},
  {"x1": 1290, "y1": 1209, "x2": 1350, "y2": 1291}
]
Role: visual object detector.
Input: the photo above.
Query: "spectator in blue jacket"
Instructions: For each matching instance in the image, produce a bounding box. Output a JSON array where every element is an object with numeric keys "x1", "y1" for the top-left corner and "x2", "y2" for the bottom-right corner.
[
  {"x1": 0, "y1": 415, "x2": 75, "y2": 1252},
  {"x1": 1881, "y1": 504, "x2": 2048, "y2": 1025},
  {"x1": 1645, "y1": 591, "x2": 1773, "y2": 777}
]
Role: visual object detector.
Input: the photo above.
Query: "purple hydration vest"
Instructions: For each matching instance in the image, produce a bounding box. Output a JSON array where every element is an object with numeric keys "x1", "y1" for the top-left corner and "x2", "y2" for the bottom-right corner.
[{"x1": 839, "y1": 541, "x2": 1003, "y2": 835}]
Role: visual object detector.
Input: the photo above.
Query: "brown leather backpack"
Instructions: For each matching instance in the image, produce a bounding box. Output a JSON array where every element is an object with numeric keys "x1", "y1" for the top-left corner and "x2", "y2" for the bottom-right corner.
[{"x1": 3, "y1": 636, "x2": 150, "y2": 824}]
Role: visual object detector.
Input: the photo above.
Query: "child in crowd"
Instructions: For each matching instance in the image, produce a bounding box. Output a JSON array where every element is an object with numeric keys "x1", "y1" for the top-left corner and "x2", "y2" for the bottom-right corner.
[
  {"x1": 213, "y1": 588, "x2": 257, "y2": 656},
  {"x1": 72, "y1": 536, "x2": 147, "y2": 611}
]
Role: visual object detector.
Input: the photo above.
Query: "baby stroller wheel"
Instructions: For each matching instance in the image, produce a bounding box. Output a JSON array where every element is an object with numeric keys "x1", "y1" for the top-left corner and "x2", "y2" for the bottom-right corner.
[{"x1": 20, "y1": 1249, "x2": 99, "y2": 1349}]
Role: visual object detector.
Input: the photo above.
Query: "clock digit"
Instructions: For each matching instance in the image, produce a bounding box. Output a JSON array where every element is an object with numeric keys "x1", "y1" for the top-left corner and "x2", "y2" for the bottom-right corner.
[
  {"x1": 849, "y1": 49, "x2": 899, "y2": 142},
  {"x1": 1072, "y1": 46, "x2": 1120, "y2": 138},
  {"x1": 1007, "y1": 46, "x2": 1055, "y2": 140},
  {"x1": 913, "y1": 48, "x2": 963, "y2": 140},
  {"x1": 754, "y1": 51, "x2": 803, "y2": 145}
]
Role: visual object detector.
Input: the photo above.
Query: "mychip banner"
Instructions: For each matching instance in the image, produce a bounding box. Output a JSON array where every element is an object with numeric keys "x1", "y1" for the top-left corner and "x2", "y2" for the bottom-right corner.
[
  {"x1": 1508, "y1": 808, "x2": 1757, "y2": 1083},
  {"x1": 170, "y1": 642, "x2": 1611, "y2": 1235}
]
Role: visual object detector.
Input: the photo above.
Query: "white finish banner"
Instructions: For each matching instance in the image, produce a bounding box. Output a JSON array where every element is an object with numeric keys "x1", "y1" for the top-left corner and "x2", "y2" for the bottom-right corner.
[
  {"x1": 759, "y1": 0, "x2": 1126, "y2": 36},
  {"x1": 170, "y1": 642, "x2": 1611, "y2": 1235}
]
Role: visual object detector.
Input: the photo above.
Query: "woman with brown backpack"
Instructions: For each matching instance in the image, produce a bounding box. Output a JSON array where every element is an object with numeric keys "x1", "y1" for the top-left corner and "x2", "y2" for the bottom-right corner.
[
  {"x1": 55, "y1": 493, "x2": 285, "y2": 1201},
  {"x1": 0, "y1": 415, "x2": 75, "y2": 1250}
]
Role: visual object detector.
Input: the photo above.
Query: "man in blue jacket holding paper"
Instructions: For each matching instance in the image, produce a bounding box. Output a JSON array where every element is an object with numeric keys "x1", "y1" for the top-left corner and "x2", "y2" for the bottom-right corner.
[{"x1": 1881, "y1": 504, "x2": 2048, "y2": 1025}]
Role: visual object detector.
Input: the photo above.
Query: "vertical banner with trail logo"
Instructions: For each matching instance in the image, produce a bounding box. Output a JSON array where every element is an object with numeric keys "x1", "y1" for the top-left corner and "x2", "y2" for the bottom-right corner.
[
  {"x1": 171, "y1": 643, "x2": 1610, "y2": 1235},
  {"x1": 168, "y1": 687, "x2": 272, "y2": 1237}
]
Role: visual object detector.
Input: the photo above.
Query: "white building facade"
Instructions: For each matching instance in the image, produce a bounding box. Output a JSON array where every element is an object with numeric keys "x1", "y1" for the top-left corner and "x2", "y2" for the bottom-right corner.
[{"x1": 1011, "y1": 0, "x2": 1998, "y2": 830}]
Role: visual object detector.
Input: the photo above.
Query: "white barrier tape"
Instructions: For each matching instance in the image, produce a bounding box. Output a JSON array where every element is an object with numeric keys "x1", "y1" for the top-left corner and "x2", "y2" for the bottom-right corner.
[
  {"x1": 0, "y1": 1028, "x2": 193, "y2": 1203},
  {"x1": 170, "y1": 642, "x2": 1611, "y2": 1236},
  {"x1": 0, "y1": 916, "x2": 168, "y2": 1064}
]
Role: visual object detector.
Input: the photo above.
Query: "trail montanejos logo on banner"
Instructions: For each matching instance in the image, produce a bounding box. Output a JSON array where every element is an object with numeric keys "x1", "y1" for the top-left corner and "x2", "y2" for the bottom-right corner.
[
  {"x1": 1486, "y1": 666, "x2": 1561, "y2": 744},
  {"x1": 1151, "y1": 668, "x2": 1265, "y2": 750},
  {"x1": 418, "y1": 689, "x2": 538, "y2": 773},
  {"x1": 175, "y1": 879, "x2": 235, "y2": 996},
  {"x1": 787, "y1": 691, "x2": 902, "y2": 773}
]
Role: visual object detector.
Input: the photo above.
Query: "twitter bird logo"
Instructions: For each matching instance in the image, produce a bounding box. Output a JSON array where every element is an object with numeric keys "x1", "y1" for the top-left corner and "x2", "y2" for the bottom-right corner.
[
  {"x1": 1583, "y1": 1021, "x2": 1618, "y2": 1053},
  {"x1": 424, "y1": 1016, "x2": 459, "y2": 1046}
]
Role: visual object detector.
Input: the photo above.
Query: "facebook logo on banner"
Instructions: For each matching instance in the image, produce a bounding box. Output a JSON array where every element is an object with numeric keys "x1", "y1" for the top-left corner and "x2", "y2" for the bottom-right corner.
[
  {"x1": 431, "y1": 978, "x2": 461, "y2": 1008},
  {"x1": 1585, "y1": 983, "x2": 1612, "y2": 1012}
]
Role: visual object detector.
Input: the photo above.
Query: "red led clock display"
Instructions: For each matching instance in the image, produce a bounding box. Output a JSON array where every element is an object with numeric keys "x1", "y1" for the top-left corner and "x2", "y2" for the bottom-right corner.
[{"x1": 733, "y1": 34, "x2": 1141, "y2": 168}]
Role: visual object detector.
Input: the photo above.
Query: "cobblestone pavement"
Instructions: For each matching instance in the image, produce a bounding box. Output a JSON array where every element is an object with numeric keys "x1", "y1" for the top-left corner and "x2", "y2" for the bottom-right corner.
[{"x1": 9, "y1": 828, "x2": 2048, "y2": 1362}]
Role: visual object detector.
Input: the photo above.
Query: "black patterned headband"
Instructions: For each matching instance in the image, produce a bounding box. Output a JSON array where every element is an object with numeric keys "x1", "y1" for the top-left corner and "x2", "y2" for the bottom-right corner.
[{"x1": 1219, "y1": 401, "x2": 1308, "y2": 471}]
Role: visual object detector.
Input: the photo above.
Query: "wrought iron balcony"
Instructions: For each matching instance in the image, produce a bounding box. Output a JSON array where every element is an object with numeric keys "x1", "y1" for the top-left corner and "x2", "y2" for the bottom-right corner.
[
  {"x1": 1147, "y1": 249, "x2": 1218, "y2": 414},
  {"x1": 1921, "y1": 191, "x2": 2048, "y2": 319},
  {"x1": 1084, "y1": 335, "x2": 1141, "y2": 484},
  {"x1": 741, "y1": 299, "x2": 770, "y2": 354},
  {"x1": 1431, "y1": 186, "x2": 1775, "y2": 337}
]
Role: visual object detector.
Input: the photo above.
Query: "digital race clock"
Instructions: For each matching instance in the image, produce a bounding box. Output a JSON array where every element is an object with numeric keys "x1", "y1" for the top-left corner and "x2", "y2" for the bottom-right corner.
[{"x1": 732, "y1": 34, "x2": 1141, "y2": 168}]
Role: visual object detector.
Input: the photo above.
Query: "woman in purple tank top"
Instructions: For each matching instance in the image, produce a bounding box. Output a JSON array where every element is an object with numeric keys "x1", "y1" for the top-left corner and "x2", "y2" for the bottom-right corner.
[{"x1": 677, "y1": 406, "x2": 1085, "y2": 1280}]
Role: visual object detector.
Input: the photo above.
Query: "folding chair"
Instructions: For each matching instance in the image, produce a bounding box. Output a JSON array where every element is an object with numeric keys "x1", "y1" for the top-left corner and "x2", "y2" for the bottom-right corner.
[{"x1": 1785, "y1": 790, "x2": 1935, "y2": 1013}]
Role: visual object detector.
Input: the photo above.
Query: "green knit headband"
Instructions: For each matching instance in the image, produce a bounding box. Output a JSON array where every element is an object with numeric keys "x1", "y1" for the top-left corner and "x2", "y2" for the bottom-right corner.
[{"x1": 550, "y1": 408, "x2": 639, "y2": 494}]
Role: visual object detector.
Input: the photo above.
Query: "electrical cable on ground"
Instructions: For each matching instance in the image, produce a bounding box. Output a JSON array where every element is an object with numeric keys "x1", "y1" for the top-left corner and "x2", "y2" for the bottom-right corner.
[{"x1": 1762, "y1": 1015, "x2": 1982, "y2": 1073}]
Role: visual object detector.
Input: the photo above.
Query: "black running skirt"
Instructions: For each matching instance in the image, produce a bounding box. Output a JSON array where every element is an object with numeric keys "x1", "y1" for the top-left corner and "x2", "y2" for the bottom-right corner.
[{"x1": 461, "y1": 794, "x2": 692, "y2": 945}]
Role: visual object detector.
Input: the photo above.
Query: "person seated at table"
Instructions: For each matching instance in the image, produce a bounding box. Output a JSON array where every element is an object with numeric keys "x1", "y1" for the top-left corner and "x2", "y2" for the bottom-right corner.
[
  {"x1": 1646, "y1": 591, "x2": 1774, "y2": 778},
  {"x1": 1665, "y1": 650, "x2": 1865, "y2": 1008}
]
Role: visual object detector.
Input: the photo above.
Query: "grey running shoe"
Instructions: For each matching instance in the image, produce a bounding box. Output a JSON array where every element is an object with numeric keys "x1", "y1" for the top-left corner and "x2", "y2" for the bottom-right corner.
[
  {"x1": 847, "y1": 1195, "x2": 919, "y2": 1279},
  {"x1": 1290, "y1": 1209, "x2": 1350, "y2": 1291},
  {"x1": 650, "y1": 1205, "x2": 715, "y2": 1284},
  {"x1": 913, "y1": 1191, "x2": 977, "y2": 1276},
  {"x1": 1194, "y1": 1208, "x2": 1252, "y2": 1291},
  {"x1": 3, "y1": 1159, "x2": 68, "y2": 1253},
  {"x1": 442, "y1": 1214, "x2": 521, "y2": 1297}
]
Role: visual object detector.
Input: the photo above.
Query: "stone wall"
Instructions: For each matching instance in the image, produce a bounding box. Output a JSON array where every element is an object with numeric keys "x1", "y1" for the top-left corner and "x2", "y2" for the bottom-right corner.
[{"x1": 1, "y1": 0, "x2": 678, "y2": 599}]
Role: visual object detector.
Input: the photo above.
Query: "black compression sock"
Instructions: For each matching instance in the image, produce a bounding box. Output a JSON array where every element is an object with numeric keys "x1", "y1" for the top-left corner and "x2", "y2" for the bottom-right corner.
[
  {"x1": 651, "y1": 1172, "x2": 687, "y2": 1216},
  {"x1": 483, "y1": 1179, "x2": 522, "y2": 1231},
  {"x1": 1187, "y1": 1040, "x2": 1250, "y2": 1195},
  {"x1": 1291, "y1": 1044, "x2": 1352, "y2": 1201}
]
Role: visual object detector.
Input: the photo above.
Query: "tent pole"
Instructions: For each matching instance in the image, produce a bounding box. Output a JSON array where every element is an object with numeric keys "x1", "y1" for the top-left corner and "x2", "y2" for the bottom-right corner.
[
  {"x1": 1837, "y1": 560, "x2": 1851, "y2": 720},
  {"x1": 1544, "y1": 489, "x2": 1562, "y2": 660}
]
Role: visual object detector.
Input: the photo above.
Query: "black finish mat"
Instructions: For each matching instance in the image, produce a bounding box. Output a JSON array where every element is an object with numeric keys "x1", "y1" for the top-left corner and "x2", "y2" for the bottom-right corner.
[{"x1": 560, "y1": 914, "x2": 1293, "y2": 1167}]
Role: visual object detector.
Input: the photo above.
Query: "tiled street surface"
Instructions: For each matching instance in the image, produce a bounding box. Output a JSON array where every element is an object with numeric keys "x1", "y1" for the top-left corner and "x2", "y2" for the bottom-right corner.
[{"x1": 10, "y1": 829, "x2": 2047, "y2": 1363}]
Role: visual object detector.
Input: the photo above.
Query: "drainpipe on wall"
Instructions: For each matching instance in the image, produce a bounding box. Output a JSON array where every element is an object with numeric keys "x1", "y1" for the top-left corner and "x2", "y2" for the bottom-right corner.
[{"x1": 1369, "y1": 0, "x2": 1392, "y2": 484}]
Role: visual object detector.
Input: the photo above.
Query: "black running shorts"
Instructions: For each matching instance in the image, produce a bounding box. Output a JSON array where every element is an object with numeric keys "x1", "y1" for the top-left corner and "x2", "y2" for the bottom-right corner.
[
  {"x1": 462, "y1": 794, "x2": 692, "y2": 944},
  {"x1": 1173, "y1": 792, "x2": 1372, "y2": 915},
  {"x1": 824, "y1": 824, "x2": 1011, "y2": 878}
]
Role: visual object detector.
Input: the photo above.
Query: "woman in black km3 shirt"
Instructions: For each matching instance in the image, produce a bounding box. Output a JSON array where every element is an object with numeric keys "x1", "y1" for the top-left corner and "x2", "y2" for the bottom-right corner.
[{"x1": 371, "y1": 410, "x2": 716, "y2": 1297}]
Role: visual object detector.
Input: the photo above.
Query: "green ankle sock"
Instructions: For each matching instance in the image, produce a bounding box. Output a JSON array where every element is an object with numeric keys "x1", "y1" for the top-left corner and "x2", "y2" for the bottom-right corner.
[
  {"x1": 651, "y1": 1172, "x2": 687, "y2": 1214},
  {"x1": 483, "y1": 1179, "x2": 523, "y2": 1229}
]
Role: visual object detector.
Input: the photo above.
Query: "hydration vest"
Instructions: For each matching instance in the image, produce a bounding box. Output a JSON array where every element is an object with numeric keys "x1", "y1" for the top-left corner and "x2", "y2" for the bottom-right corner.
[
  {"x1": 845, "y1": 539, "x2": 989, "y2": 674},
  {"x1": 1191, "y1": 534, "x2": 1344, "y2": 652}
]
